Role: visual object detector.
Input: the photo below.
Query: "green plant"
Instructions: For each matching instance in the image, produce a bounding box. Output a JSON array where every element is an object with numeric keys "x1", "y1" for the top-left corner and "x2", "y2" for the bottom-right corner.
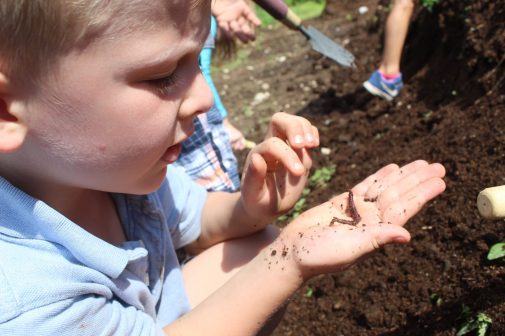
[
  {"x1": 422, "y1": 110, "x2": 434, "y2": 120},
  {"x1": 304, "y1": 286, "x2": 314, "y2": 298},
  {"x1": 487, "y1": 241, "x2": 505, "y2": 260},
  {"x1": 430, "y1": 293, "x2": 443, "y2": 307},
  {"x1": 457, "y1": 305, "x2": 492, "y2": 336},
  {"x1": 279, "y1": 188, "x2": 309, "y2": 221},
  {"x1": 279, "y1": 165, "x2": 336, "y2": 222},
  {"x1": 309, "y1": 165, "x2": 336, "y2": 188},
  {"x1": 421, "y1": 0, "x2": 440, "y2": 11}
]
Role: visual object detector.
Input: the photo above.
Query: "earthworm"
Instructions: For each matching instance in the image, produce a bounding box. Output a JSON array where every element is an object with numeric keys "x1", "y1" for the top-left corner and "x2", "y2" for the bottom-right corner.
[
  {"x1": 330, "y1": 217, "x2": 356, "y2": 226},
  {"x1": 329, "y1": 191, "x2": 362, "y2": 226},
  {"x1": 348, "y1": 190, "x2": 361, "y2": 223}
]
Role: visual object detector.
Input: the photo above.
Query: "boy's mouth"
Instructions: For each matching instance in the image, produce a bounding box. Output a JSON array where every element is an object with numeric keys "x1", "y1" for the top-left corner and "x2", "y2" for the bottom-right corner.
[{"x1": 161, "y1": 143, "x2": 182, "y2": 164}]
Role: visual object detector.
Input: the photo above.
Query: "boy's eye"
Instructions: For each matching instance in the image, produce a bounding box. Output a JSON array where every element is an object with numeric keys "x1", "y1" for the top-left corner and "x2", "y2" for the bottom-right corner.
[{"x1": 148, "y1": 72, "x2": 181, "y2": 95}]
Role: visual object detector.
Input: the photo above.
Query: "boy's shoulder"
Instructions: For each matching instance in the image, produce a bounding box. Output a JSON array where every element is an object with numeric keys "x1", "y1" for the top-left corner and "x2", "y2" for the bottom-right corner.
[
  {"x1": 0, "y1": 187, "x2": 124, "y2": 324},
  {"x1": 0, "y1": 177, "x2": 127, "y2": 323}
]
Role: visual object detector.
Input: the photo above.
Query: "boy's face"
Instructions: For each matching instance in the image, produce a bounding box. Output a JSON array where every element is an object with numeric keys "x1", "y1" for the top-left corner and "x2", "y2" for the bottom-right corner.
[{"x1": 18, "y1": 1, "x2": 213, "y2": 194}]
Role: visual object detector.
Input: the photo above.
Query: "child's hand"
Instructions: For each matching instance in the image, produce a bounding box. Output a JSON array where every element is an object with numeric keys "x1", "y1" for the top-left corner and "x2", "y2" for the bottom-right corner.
[
  {"x1": 240, "y1": 112, "x2": 319, "y2": 222},
  {"x1": 212, "y1": 0, "x2": 261, "y2": 43},
  {"x1": 272, "y1": 160, "x2": 446, "y2": 280}
]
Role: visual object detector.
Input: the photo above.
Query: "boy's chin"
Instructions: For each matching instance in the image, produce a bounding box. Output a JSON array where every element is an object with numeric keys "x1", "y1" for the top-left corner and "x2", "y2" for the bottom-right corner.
[{"x1": 123, "y1": 166, "x2": 167, "y2": 195}]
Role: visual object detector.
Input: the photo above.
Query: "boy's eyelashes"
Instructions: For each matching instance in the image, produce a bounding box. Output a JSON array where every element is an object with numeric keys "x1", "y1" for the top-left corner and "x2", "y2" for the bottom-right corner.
[{"x1": 147, "y1": 71, "x2": 182, "y2": 96}]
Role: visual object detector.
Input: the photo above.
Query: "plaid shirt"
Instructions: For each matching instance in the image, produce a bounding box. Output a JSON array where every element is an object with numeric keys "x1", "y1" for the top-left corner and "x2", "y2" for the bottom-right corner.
[
  {"x1": 172, "y1": 105, "x2": 240, "y2": 192},
  {"x1": 173, "y1": 16, "x2": 240, "y2": 192}
]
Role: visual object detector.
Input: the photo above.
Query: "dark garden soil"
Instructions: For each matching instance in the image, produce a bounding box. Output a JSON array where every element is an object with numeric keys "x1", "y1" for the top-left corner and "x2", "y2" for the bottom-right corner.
[{"x1": 214, "y1": 0, "x2": 505, "y2": 334}]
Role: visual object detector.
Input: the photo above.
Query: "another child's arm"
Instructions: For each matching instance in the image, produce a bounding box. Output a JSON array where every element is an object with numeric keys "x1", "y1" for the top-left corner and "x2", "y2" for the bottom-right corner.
[
  {"x1": 211, "y1": 0, "x2": 261, "y2": 43},
  {"x1": 165, "y1": 160, "x2": 446, "y2": 335},
  {"x1": 186, "y1": 112, "x2": 318, "y2": 253}
]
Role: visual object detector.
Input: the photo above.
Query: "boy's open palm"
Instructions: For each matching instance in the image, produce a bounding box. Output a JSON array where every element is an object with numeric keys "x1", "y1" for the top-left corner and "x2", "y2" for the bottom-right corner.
[
  {"x1": 275, "y1": 160, "x2": 446, "y2": 280},
  {"x1": 240, "y1": 113, "x2": 319, "y2": 221}
]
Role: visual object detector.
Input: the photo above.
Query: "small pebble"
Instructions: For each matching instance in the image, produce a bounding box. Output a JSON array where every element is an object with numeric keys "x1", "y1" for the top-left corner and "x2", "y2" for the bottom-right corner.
[{"x1": 358, "y1": 6, "x2": 369, "y2": 15}]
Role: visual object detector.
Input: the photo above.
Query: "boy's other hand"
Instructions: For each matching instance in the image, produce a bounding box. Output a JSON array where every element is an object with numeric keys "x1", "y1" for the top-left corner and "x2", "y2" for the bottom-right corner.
[
  {"x1": 212, "y1": 0, "x2": 261, "y2": 43},
  {"x1": 274, "y1": 160, "x2": 446, "y2": 281},
  {"x1": 240, "y1": 112, "x2": 319, "y2": 222}
]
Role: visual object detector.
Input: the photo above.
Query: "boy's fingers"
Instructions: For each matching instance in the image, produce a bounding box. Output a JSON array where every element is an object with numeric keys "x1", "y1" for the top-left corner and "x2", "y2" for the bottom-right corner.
[
  {"x1": 296, "y1": 147, "x2": 313, "y2": 171},
  {"x1": 268, "y1": 112, "x2": 318, "y2": 149},
  {"x1": 381, "y1": 177, "x2": 446, "y2": 225},
  {"x1": 241, "y1": 152, "x2": 267, "y2": 197},
  {"x1": 311, "y1": 126, "x2": 320, "y2": 147},
  {"x1": 377, "y1": 163, "x2": 446, "y2": 209},
  {"x1": 297, "y1": 119, "x2": 318, "y2": 147},
  {"x1": 364, "y1": 160, "x2": 429, "y2": 199},
  {"x1": 335, "y1": 225, "x2": 411, "y2": 262},
  {"x1": 371, "y1": 225, "x2": 412, "y2": 247},
  {"x1": 254, "y1": 138, "x2": 306, "y2": 176},
  {"x1": 352, "y1": 163, "x2": 399, "y2": 196}
]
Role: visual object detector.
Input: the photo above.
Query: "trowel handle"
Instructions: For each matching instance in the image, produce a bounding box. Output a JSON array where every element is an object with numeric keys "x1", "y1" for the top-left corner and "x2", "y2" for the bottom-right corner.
[
  {"x1": 254, "y1": 0, "x2": 303, "y2": 30},
  {"x1": 477, "y1": 185, "x2": 505, "y2": 219}
]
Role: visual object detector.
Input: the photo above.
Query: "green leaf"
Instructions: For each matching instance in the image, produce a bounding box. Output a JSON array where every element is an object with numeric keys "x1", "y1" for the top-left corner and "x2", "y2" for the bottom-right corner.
[
  {"x1": 421, "y1": 0, "x2": 440, "y2": 11},
  {"x1": 487, "y1": 242, "x2": 505, "y2": 260},
  {"x1": 309, "y1": 165, "x2": 336, "y2": 188},
  {"x1": 430, "y1": 293, "x2": 443, "y2": 307},
  {"x1": 457, "y1": 321, "x2": 475, "y2": 336},
  {"x1": 476, "y1": 313, "x2": 492, "y2": 336},
  {"x1": 457, "y1": 309, "x2": 492, "y2": 336}
]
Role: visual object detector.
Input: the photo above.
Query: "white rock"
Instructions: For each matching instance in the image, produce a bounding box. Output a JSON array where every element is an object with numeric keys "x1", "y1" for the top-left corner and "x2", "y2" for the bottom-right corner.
[
  {"x1": 321, "y1": 147, "x2": 331, "y2": 155},
  {"x1": 358, "y1": 6, "x2": 369, "y2": 15},
  {"x1": 251, "y1": 92, "x2": 270, "y2": 106}
]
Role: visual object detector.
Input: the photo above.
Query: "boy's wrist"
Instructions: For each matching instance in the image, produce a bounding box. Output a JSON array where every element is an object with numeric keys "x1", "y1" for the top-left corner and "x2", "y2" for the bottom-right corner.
[
  {"x1": 237, "y1": 193, "x2": 273, "y2": 229},
  {"x1": 261, "y1": 231, "x2": 309, "y2": 284}
]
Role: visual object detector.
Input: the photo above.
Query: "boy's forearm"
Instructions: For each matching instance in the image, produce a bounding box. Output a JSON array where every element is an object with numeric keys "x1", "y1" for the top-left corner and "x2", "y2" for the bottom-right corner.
[
  {"x1": 164, "y1": 245, "x2": 303, "y2": 335},
  {"x1": 192, "y1": 191, "x2": 269, "y2": 250}
]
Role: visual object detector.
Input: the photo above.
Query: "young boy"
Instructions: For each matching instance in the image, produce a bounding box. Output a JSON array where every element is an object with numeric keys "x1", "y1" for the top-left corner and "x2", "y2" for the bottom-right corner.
[{"x1": 0, "y1": 1, "x2": 446, "y2": 335}]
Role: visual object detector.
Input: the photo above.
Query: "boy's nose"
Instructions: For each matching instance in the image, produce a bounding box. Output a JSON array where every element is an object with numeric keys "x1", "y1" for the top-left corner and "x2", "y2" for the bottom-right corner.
[{"x1": 179, "y1": 69, "x2": 213, "y2": 120}]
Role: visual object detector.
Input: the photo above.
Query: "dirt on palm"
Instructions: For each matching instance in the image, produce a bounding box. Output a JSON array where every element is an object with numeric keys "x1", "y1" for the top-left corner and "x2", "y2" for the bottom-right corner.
[{"x1": 214, "y1": 0, "x2": 505, "y2": 334}]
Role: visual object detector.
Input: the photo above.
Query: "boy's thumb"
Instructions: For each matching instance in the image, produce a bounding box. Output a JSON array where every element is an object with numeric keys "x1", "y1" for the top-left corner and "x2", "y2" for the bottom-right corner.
[
  {"x1": 241, "y1": 153, "x2": 267, "y2": 198},
  {"x1": 373, "y1": 225, "x2": 411, "y2": 247}
]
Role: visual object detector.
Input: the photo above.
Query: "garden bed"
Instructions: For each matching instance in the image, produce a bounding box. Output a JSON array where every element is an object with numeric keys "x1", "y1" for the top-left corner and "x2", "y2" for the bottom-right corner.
[{"x1": 215, "y1": 0, "x2": 505, "y2": 334}]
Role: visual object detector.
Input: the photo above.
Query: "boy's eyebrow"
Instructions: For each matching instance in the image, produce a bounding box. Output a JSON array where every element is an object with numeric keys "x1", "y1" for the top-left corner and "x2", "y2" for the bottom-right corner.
[{"x1": 135, "y1": 39, "x2": 205, "y2": 70}]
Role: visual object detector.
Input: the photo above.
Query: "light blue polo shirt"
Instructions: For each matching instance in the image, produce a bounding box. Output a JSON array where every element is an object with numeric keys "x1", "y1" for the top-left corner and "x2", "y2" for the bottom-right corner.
[{"x1": 0, "y1": 165, "x2": 207, "y2": 335}]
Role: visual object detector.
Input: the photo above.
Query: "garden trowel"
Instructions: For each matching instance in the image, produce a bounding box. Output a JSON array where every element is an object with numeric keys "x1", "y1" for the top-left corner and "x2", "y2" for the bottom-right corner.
[{"x1": 254, "y1": 0, "x2": 356, "y2": 68}]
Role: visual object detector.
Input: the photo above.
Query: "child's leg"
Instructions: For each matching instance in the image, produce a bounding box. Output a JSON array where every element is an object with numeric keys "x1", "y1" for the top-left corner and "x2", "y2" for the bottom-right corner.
[
  {"x1": 182, "y1": 225, "x2": 284, "y2": 335},
  {"x1": 379, "y1": 0, "x2": 415, "y2": 75}
]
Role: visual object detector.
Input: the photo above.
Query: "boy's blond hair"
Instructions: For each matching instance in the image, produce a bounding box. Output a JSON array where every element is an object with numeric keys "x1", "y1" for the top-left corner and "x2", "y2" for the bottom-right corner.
[{"x1": 0, "y1": 0, "x2": 208, "y2": 88}]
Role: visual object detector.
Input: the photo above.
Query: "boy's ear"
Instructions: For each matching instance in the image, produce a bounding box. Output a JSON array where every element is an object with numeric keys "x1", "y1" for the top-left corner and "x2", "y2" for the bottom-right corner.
[{"x1": 0, "y1": 72, "x2": 28, "y2": 152}]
